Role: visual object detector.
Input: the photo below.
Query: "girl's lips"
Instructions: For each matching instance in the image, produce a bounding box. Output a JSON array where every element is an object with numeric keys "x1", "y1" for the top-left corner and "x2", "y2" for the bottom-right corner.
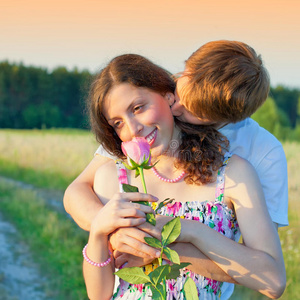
[{"x1": 145, "y1": 129, "x2": 157, "y2": 146}]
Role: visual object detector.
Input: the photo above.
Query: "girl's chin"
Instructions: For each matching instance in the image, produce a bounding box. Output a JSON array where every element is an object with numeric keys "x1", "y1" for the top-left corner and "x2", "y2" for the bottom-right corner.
[{"x1": 151, "y1": 144, "x2": 169, "y2": 159}]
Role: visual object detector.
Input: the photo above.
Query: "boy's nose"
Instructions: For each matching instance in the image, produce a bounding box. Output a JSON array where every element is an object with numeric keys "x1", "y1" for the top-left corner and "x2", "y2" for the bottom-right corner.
[{"x1": 171, "y1": 99, "x2": 184, "y2": 117}]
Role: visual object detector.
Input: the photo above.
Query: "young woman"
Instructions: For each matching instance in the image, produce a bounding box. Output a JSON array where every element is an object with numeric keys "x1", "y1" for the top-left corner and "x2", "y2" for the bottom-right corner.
[{"x1": 81, "y1": 54, "x2": 285, "y2": 300}]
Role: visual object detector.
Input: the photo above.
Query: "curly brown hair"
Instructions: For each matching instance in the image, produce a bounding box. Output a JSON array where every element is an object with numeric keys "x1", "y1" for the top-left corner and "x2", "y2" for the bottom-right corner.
[
  {"x1": 88, "y1": 54, "x2": 228, "y2": 184},
  {"x1": 175, "y1": 120, "x2": 228, "y2": 185}
]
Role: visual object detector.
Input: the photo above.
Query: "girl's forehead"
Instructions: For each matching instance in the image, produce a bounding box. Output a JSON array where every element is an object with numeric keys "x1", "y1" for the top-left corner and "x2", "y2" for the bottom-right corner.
[{"x1": 103, "y1": 84, "x2": 147, "y2": 117}]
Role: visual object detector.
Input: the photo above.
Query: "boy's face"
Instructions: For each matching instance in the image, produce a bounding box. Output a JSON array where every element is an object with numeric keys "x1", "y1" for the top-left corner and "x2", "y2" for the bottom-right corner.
[{"x1": 171, "y1": 75, "x2": 217, "y2": 126}]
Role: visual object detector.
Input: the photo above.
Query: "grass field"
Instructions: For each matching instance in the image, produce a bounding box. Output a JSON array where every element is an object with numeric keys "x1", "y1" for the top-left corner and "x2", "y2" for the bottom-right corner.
[
  {"x1": 0, "y1": 129, "x2": 299, "y2": 299},
  {"x1": 0, "y1": 129, "x2": 98, "y2": 190}
]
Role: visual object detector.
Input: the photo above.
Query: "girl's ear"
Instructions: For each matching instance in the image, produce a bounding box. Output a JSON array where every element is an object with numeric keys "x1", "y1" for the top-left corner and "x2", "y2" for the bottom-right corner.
[{"x1": 165, "y1": 93, "x2": 175, "y2": 106}]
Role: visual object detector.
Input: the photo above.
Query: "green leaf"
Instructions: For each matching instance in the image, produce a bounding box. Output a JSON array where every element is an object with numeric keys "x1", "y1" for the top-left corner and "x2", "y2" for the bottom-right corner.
[
  {"x1": 163, "y1": 246, "x2": 180, "y2": 264},
  {"x1": 143, "y1": 160, "x2": 159, "y2": 169},
  {"x1": 166, "y1": 262, "x2": 191, "y2": 280},
  {"x1": 161, "y1": 217, "x2": 181, "y2": 246},
  {"x1": 129, "y1": 158, "x2": 140, "y2": 169},
  {"x1": 149, "y1": 285, "x2": 165, "y2": 300},
  {"x1": 135, "y1": 168, "x2": 141, "y2": 177},
  {"x1": 144, "y1": 237, "x2": 162, "y2": 248},
  {"x1": 114, "y1": 267, "x2": 151, "y2": 284},
  {"x1": 141, "y1": 155, "x2": 151, "y2": 167},
  {"x1": 162, "y1": 198, "x2": 175, "y2": 205},
  {"x1": 122, "y1": 160, "x2": 135, "y2": 170},
  {"x1": 149, "y1": 265, "x2": 171, "y2": 286},
  {"x1": 122, "y1": 183, "x2": 139, "y2": 193},
  {"x1": 155, "y1": 198, "x2": 174, "y2": 213},
  {"x1": 183, "y1": 277, "x2": 199, "y2": 300},
  {"x1": 146, "y1": 212, "x2": 156, "y2": 226}
]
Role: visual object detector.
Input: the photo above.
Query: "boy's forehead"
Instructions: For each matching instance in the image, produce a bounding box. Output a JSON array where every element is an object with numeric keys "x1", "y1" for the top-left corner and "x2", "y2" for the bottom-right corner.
[
  {"x1": 175, "y1": 75, "x2": 190, "y2": 98},
  {"x1": 173, "y1": 72, "x2": 224, "y2": 128}
]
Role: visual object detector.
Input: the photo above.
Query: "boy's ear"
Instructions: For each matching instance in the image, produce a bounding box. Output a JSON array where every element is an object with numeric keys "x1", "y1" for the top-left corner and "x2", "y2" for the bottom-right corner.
[{"x1": 165, "y1": 93, "x2": 175, "y2": 106}]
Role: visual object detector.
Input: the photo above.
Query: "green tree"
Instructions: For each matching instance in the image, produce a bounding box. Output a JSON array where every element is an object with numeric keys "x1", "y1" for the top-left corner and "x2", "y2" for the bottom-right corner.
[
  {"x1": 270, "y1": 86, "x2": 299, "y2": 128},
  {"x1": 251, "y1": 97, "x2": 290, "y2": 140},
  {"x1": 0, "y1": 61, "x2": 92, "y2": 129}
]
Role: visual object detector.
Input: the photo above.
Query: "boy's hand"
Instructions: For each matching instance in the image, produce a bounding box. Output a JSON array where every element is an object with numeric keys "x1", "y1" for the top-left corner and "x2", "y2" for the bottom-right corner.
[
  {"x1": 113, "y1": 251, "x2": 155, "y2": 269},
  {"x1": 155, "y1": 214, "x2": 173, "y2": 231}
]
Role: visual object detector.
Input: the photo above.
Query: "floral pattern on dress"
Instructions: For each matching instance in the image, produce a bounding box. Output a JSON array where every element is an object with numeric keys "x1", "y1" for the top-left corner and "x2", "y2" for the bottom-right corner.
[{"x1": 113, "y1": 153, "x2": 240, "y2": 300}]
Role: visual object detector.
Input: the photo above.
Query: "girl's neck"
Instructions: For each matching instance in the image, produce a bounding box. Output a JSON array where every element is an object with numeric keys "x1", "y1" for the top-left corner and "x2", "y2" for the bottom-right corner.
[{"x1": 151, "y1": 125, "x2": 182, "y2": 175}]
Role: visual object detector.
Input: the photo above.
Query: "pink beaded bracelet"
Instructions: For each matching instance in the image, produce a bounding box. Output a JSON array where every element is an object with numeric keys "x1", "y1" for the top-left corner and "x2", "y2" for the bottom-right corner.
[{"x1": 82, "y1": 244, "x2": 112, "y2": 267}]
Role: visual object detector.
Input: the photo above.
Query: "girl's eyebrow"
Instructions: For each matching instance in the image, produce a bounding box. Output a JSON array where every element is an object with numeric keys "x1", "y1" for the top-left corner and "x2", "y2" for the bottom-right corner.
[{"x1": 106, "y1": 99, "x2": 139, "y2": 122}]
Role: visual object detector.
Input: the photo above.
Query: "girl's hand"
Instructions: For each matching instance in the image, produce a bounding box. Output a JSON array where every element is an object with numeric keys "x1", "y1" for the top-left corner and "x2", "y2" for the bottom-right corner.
[{"x1": 90, "y1": 192, "x2": 157, "y2": 237}]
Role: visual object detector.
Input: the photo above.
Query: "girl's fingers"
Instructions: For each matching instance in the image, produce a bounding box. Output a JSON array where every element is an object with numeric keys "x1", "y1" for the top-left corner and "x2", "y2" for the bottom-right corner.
[
  {"x1": 118, "y1": 208, "x2": 147, "y2": 219},
  {"x1": 117, "y1": 217, "x2": 146, "y2": 228},
  {"x1": 113, "y1": 250, "x2": 123, "y2": 259},
  {"x1": 131, "y1": 203, "x2": 155, "y2": 214},
  {"x1": 120, "y1": 192, "x2": 159, "y2": 203},
  {"x1": 118, "y1": 202, "x2": 155, "y2": 216},
  {"x1": 114, "y1": 253, "x2": 128, "y2": 269}
]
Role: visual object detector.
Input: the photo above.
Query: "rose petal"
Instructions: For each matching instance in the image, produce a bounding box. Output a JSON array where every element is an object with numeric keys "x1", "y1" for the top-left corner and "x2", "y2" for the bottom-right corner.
[{"x1": 121, "y1": 137, "x2": 151, "y2": 166}]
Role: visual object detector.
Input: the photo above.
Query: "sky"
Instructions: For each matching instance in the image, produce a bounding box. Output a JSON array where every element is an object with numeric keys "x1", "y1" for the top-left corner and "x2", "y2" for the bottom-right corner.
[{"x1": 1, "y1": 0, "x2": 299, "y2": 88}]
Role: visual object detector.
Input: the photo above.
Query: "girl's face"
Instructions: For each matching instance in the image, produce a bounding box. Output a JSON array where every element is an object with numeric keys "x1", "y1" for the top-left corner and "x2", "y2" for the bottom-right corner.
[{"x1": 103, "y1": 83, "x2": 176, "y2": 158}]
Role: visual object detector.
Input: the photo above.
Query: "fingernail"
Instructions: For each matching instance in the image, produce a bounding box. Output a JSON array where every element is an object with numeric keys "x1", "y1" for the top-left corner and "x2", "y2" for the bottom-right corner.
[{"x1": 156, "y1": 251, "x2": 161, "y2": 257}]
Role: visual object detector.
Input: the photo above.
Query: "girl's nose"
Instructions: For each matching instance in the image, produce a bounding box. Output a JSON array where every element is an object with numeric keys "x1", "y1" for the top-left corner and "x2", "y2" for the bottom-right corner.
[{"x1": 128, "y1": 120, "x2": 143, "y2": 137}]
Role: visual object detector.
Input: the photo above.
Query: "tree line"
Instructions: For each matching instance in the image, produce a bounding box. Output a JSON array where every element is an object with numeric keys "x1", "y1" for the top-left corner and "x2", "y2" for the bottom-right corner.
[
  {"x1": 0, "y1": 61, "x2": 92, "y2": 129},
  {"x1": 0, "y1": 61, "x2": 299, "y2": 141}
]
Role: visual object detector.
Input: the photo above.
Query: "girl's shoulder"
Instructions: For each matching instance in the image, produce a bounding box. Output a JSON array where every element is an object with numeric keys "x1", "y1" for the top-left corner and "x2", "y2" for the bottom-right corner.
[
  {"x1": 95, "y1": 159, "x2": 118, "y2": 179},
  {"x1": 224, "y1": 154, "x2": 264, "y2": 205},
  {"x1": 94, "y1": 159, "x2": 120, "y2": 204},
  {"x1": 226, "y1": 154, "x2": 255, "y2": 174},
  {"x1": 225, "y1": 154, "x2": 260, "y2": 191}
]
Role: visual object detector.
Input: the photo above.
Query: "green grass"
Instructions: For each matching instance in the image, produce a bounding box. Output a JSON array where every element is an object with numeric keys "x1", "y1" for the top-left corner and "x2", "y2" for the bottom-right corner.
[
  {"x1": 0, "y1": 180, "x2": 89, "y2": 299},
  {"x1": 0, "y1": 158, "x2": 72, "y2": 190},
  {"x1": 0, "y1": 130, "x2": 299, "y2": 299},
  {"x1": 0, "y1": 128, "x2": 98, "y2": 190}
]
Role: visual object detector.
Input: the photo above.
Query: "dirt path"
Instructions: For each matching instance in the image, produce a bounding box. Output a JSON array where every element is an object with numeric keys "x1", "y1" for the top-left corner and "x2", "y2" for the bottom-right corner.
[
  {"x1": 0, "y1": 176, "x2": 66, "y2": 300},
  {"x1": 0, "y1": 213, "x2": 48, "y2": 300}
]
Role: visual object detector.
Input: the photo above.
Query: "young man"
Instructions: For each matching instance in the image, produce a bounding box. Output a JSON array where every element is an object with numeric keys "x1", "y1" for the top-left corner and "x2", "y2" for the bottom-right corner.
[
  {"x1": 171, "y1": 40, "x2": 288, "y2": 230},
  {"x1": 64, "y1": 40, "x2": 288, "y2": 299}
]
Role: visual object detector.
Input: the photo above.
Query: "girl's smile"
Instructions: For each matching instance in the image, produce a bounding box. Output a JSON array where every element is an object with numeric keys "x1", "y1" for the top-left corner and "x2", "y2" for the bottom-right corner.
[{"x1": 145, "y1": 128, "x2": 157, "y2": 146}]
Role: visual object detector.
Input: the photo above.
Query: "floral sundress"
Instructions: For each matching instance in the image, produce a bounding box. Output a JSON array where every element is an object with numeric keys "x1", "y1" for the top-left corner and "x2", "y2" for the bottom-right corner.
[{"x1": 113, "y1": 153, "x2": 240, "y2": 300}]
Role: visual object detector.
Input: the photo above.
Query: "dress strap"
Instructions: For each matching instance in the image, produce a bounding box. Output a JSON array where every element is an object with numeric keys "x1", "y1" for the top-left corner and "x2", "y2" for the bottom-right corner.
[
  {"x1": 115, "y1": 160, "x2": 128, "y2": 193},
  {"x1": 215, "y1": 152, "x2": 232, "y2": 203}
]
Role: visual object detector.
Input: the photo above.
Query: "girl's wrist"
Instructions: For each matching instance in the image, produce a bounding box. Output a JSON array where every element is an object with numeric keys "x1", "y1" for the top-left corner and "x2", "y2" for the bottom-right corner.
[
  {"x1": 90, "y1": 217, "x2": 110, "y2": 240},
  {"x1": 89, "y1": 228, "x2": 109, "y2": 243}
]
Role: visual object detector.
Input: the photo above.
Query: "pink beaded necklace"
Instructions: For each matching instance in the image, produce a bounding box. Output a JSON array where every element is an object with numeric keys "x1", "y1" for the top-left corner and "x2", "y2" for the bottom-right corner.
[{"x1": 151, "y1": 166, "x2": 186, "y2": 183}]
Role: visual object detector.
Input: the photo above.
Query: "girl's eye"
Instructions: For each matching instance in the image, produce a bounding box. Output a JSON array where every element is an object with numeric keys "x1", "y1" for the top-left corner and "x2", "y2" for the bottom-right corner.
[
  {"x1": 133, "y1": 105, "x2": 143, "y2": 113},
  {"x1": 113, "y1": 120, "x2": 122, "y2": 129}
]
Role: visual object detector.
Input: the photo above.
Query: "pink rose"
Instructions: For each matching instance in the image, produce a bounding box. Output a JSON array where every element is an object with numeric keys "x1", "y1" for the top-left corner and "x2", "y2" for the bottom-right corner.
[{"x1": 121, "y1": 137, "x2": 151, "y2": 167}]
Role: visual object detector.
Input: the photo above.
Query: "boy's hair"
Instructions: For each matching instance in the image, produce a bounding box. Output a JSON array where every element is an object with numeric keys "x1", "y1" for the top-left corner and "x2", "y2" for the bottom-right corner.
[{"x1": 180, "y1": 40, "x2": 270, "y2": 123}]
